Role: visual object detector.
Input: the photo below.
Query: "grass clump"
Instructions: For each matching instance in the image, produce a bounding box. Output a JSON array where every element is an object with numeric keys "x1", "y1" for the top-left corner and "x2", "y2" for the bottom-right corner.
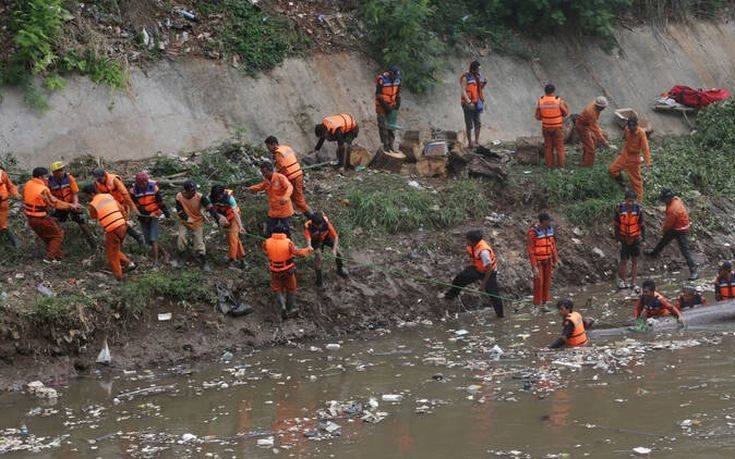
[
  {"x1": 33, "y1": 294, "x2": 89, "y2": 323},
  {"x1": 346, "y1": 175, "x2": 489, "y2": 233},
  {"x1": 202, "y1": 0, "x2": 307, "y2": 74},
  {"x1": 118, "y1": 271, "x2": 215, "y2": 316}
]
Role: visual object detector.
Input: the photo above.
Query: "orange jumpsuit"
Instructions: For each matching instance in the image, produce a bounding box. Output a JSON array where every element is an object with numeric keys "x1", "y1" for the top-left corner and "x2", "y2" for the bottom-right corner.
[
  {"x1": 263, "y1": 233, "x2": 311, "y2": 292},
  {"x1": 213, "y1": 191, "x2": 245, "y2": 261},
  {"x1": 0, "y1": 169, "x2": 20, "y2": 230},
  {"x1": 576, "y1": 102, "x2": 606, "y2": 167},
  {"x1": 248, "y1": 172, "x2": 294, "y2": 218},
  {"x1": 528, "y1": 224, "x2": 558, "y2": 305},
  {"x1": 535, "y1": 95, "x2": 569, "y2": 168},
  {"x1": 23, "y1": 178, "x2": 74, "y2": 260},
  {"x1": 88, "y1": 193, "x2": 131, "y2": 280},
  {"x1": 273, "y1": 146, "x2": 309, "y2": 213},
  {"x1": 609, "y1": 127, "x2": 651, "y2": 200}
]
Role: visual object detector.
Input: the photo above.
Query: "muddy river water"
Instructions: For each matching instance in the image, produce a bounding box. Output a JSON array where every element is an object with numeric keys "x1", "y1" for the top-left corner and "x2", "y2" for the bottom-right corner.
[{"x1": 2, "y1": 274, "x2": 735, "y2": 458}]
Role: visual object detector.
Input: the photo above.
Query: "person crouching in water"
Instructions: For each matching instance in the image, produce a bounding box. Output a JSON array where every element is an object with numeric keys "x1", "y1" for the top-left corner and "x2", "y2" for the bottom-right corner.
[
  {"x1": 634, "y1": 279, "x2": 685, "y2": 326},
  {"x1": 548, "y1": 299, "x2": 592, "y2": 349},
  {"x1": 676, "y1": 285, "x2": 706, "y2": 310}
]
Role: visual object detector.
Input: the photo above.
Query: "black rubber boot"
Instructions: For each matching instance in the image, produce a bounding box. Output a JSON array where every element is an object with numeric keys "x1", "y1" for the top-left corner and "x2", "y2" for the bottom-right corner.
[
  {"x1": 285, "y1": 292, "x2": 298, "y2": 317},
  {"x1": 128, "y1": 226, "x2": 146, "y2": 246},
  {"x1": 316, "y1": 269, "x2": 324, "y2": 288},
  {"x1": 277, "y1": 293, "x2": 287, "y2": 319},
  {"x1": 336, "y1": 256, "x2": 348, "y2": 278}
]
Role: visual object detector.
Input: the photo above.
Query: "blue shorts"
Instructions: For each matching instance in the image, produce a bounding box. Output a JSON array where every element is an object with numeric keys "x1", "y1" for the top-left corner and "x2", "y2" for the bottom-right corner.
[{"x1": 140, "y1": 218, "x2": 160, "y2": 245}]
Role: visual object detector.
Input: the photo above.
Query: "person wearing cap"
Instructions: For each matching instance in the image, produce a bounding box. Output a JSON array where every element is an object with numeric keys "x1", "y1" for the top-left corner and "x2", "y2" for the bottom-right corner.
[
  {"x1": 676, "y1": 285, "x2": 706, "y2": 310},
  {"x1": 714, "y1": 261, "x2": 735, "y2": 302},
  {"x1": 248, "y1": 162, "x2": 294, "y2": 237},
  {"x1": 609, "y1": 116, "x2": 651, "y2": 200},
  {"x1": 613, "y1": 188, "x2": 645, "y2": 289},
  {"x1": 375, "y1": 65, "x2": 401, "y2": 151},
  {"x1": 48, "y1": 161, "x2": 96, "y2": 249},
  {"x1": 210, "y1": 184, "x2": 246, "y2": 265},
  {"x1": 92, "y1": 167, "x2": 145, "y2": 246},
  {"x1": 0, "y1": 164, "x2": 21, "y2": 249},
  {"x1": 527, "y1": 213, "x2": 559, "y2": 309},
  {"x1": 576, "y1": 96, "x2": 611, "y2": 167},
  {"x1": 22, "y1": 167, "x2": 81, "y2": 260},
  {"x1": 175, "y1": 180, "x2": 220, "y2": 264},
  {"x1": 644, "y1": 189, "x2": 697, "y2": 280},
  {"x1": 130, "y1": 172, "x2": 171, "y2": 264},
  {"x1": 535, "y1": 83, "x2": 570, "y2": 168},
  {"x1": 460, "y1": 60, "x2": 487, "y2": 148}
]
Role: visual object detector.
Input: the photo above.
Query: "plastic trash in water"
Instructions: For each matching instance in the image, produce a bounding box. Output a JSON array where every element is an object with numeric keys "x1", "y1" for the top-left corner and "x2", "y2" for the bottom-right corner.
[
  {"x1": 96, "y1": 339, "x2": 111, "y2": 365},
  {"x1": 488, "y1": 345, "x2": 504, "y2": 361},
  {"x1": 20, "y1": 424, "x2": 28, "y2": 439},
  {"x1": 325, "y1": 343, "x2": 341, "y2": 351}
]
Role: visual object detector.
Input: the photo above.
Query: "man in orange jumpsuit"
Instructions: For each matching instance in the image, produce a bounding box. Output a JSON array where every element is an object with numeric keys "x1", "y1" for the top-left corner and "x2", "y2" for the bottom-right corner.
[
  {"x1": 263, "y1": 232, "x2": 312, "y2": 319},
  {"x1": 92, "y1": 167, "x2": 145, "y2": 245},
  {"x1": 535, "y1": 83, "x2": 569, "y2": 168},
  {"x1": 0, "y1": 165, "x2": 21, "y2": 249},
  {"x1": 210, "y1": 185, "x2": 246, "y2": 265},
  {"x1": 84, "y1": 185, "x2": 135, "y2": 281},
  {"x1": 528, "y1": 212, "x2": 559, "y2": 309},
  {"x1": 265, "y1": 136, "x2": 309, "y2": 214},
  {"x1": 248, "y1": 162, "x2": 294, "y2": 236},
  {"x1": 608, "y1": 116, "x2": 651, "y2": 200},
  {"x1": 23, "y1": 168, "x2": 80, "y2": 260},
  {"x1": 645, "y1": 189, "x2": 698, "y2": 280},
  {"x1": 576, "y1": 96, "x2": 611, "y2": 167}
]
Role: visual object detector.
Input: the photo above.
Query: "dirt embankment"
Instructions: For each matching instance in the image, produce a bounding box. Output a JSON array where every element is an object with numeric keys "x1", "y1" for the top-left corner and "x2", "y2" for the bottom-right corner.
[{"x1": 1, "y1": 144, "x2": 734, "y2": 391}]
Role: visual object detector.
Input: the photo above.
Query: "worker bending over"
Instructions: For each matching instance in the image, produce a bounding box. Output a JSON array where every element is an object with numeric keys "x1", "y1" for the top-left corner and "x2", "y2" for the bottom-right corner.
[
  {"x1": 528, "y1": 213, "x2": 559, "y2": 309},
  {"x1": 676, "y1": 285, "x2": 705, "y2": 310},
  {"x1": 84, "y1": 185, "x2": 135, "y2": 281},
  {"x1": 441, "y1": 230, "x2": 503, "y2": 318},
  {"x1": 304, "y1": 211, "x2": 347, "y2": 287},
  {"x1": 0, "y1": 165, "x2": 21, "y2": 249},
  {"x1": 634, "y1": 280, "x2": 685, "y2": 325},
  {"x1": 614, "y1": 189, "x2": 644, "y2": 289},
  {"x1": 263, "y1": 232, "x2": 312, "y2": 319},
  {"x1": 715, "y1": 261, "x2": 735, "y2": 302},
  {"x1": 248, "y1": 162, "x2": 294, "y2": 236},
  {"x1": 210, "y1": 185, "x2": 245, "y2": 265},
  {"x1": 548, "y1": 299, "x2": 591, "y2": 349},
  {"x1": 609, "y1": 116, "x2": 650, "y2": 201},
  {"x1": 265, "y1": 136, "x2": 309, "y2": 214},
  {"x1": 576, "y1": 96, "x2": 611, "y2": 167},
  {"x1": 645, "y1": 189, "x2": 697, "y2": 280},
  {"x1": 175, "y1": 180, "x2": 219, "y2": 264},
  {"x1": 535, "y1": 83, "x2": 569, "y2": 168},
  {"x1": 460, "y1": 60, "x2": 487, "y2": 148},
  {"x1": 375, "y1": 65, "x2": 401, "y2": 152},
  {"x1": 130, "y1": 172, "x2": 171, "y2": 264},
  {"x1": 48, "y1": 161, "x2": 96, "y2": 248},
  {"x1": 92, "y1": 167, "x2": 145, "y2": 245},
  {"x1": 23, "y1": 168, "x2": 80, "y2": 260},
  {"x1": 314, "y1": 114, "x2": 360, "y2": 170}
]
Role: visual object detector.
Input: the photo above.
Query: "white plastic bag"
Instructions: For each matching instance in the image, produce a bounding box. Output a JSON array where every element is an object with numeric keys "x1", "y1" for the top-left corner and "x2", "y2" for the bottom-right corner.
[{"x1": 96, "y1": 339, "x2": 111, "y2": 365}]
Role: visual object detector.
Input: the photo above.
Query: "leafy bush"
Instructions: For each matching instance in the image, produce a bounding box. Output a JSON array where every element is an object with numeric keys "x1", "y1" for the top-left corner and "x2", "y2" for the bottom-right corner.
[
  {"x1": 347, "y1": 175, "x2": 489, "y2": 233},
  {"x1": 360, "y1": 0, "x2": 444, "y2": 93},
  {"x1": 202, "y1": 0, "x2": 307, "y2": 74}
]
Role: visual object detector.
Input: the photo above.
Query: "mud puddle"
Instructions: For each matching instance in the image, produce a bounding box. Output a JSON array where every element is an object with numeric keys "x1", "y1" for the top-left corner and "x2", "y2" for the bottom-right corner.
[{"x1": 2, "y1": 273, "x2": 735, "y2": 458}]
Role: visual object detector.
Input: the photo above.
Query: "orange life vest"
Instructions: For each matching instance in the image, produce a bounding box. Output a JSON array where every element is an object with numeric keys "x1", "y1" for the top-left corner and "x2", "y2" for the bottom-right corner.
[
  {"x1": 132, "y1": 181, "x2": 162, "y2": 217},
  {"x1": 23, "y1": 178, "x2": 49, "y2": 218},
  {"x1": 322, "y1": 114, "x2": 357, "y2": 135},
  {"x1": 565, "y1": 311, "x2": 588, "y2": 346},
  {"x1": 94, "y1": 173, "x2": 126, "y2": 205},
  {"x1": 617, "y1": 202, "x2": 642, "y2": 240},
  {"x1": 305, "y1": 214, "x2": 335, "y2": 242},
  {"x1": 717, "y1": 272, "x2": 735, "y2": 300},
  {"x1": 640, "y1": 292, "x2": 670, "y2": 317},
  {"x1": 461, "y1": 71, "x2": 485, "y2": 104},
  {"x1": 466, "y1": 239, "x2": 497, "y2": 273},
  {"x1": 375, "y1": 72, "x2": 401, "y2": 109},
  {"x1": 176, "y1": 191, "x2": 204, "y2": 228},
  {"x1": 213, "y1": 189, "x2": 239, "y2": 222},
  {"x1": 538, "y1": 95, "x2": 564, "y2": 129},
  {"x1": 90, "y1": 193, "x2": 127, "y2": 233},
  {"x1": 275, "y1": 146, "x2": 303, "y2": 181},
  {"x1": 531, "y1": 225, "x2": 556, "y2": 262},
  {"x1": 265, "y1": 233, "x2": 295, "y2": 272},
  {"x1": 48, "y1": 174, "x2": 76, "y2": 203},
  {"x1": 0, "y1": 170, "x2": 11, "y2": 201}
]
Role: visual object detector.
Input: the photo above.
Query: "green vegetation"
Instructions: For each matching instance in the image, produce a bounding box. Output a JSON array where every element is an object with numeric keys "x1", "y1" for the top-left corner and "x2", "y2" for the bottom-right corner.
[
  {"x1": 33, "y1": 294, "x2": 89, "y2": 323},
  {"x1": 118, "y1": 271, "x2": 215, "y2": 317},
  {"x1": 359, "y1": 0, "x2": 730, "y2": 92},
  {"x1": 542, "y1": 102, "x2": 735, "y2": 226},
  {"x1": 1, "y1": 0, "x2": 125, "y2": 110},
  {"x1": 346, "y1": 175, "x2": 490, "y2": 233},
  {"x1": 201, "y1": 0, "x2": 308, "y2": 74}
]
